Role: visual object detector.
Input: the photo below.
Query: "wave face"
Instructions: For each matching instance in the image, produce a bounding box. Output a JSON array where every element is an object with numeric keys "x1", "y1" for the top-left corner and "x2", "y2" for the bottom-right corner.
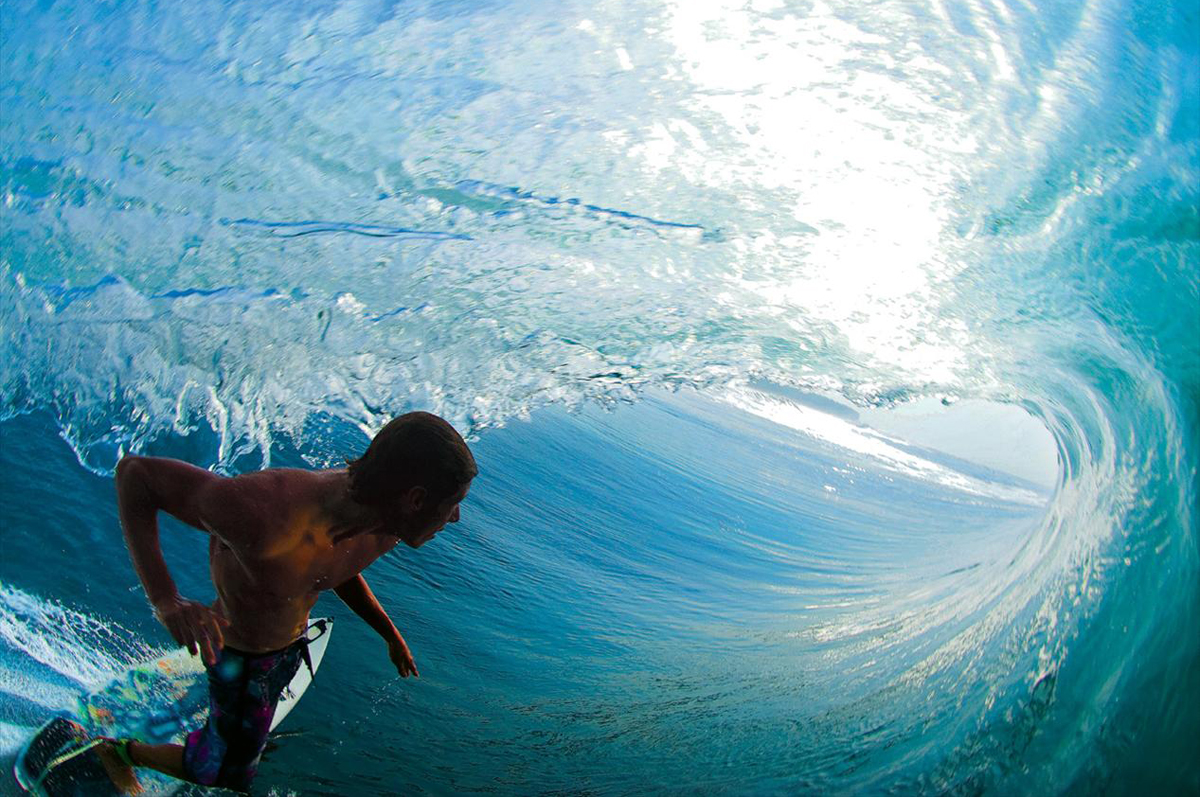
[{"x1": 1, "y1": 0, "x2": 1196, "y2": 793}]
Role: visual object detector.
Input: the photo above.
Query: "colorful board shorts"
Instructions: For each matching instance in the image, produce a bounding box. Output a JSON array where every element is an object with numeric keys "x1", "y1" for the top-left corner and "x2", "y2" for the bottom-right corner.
[{"x1": 182, "y1": 638, "x2": 308, "y2": 792}]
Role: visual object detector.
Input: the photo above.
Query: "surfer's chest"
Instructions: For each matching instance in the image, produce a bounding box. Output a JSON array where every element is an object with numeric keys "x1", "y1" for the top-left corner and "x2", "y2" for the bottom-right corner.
[{"x1": 209, "y1": 533, "x2": 388, "y2": 597}]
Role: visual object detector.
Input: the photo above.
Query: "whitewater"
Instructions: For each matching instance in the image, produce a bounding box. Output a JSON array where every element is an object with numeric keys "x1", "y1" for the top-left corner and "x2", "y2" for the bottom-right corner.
[{"x1": 1, "y1": 0, "x2": 1196, "y2": 794}]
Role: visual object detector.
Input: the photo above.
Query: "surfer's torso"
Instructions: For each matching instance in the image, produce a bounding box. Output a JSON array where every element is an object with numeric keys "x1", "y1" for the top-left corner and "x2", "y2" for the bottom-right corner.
[{"x1": 201, "y1": 469, "x2": 399, "y2": 652}]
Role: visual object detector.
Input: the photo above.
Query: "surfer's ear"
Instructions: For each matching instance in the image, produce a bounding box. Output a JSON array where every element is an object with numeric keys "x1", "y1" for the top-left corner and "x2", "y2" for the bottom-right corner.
[{"x1": 402, "y1": 485, "x2": 427, "y2": 513}]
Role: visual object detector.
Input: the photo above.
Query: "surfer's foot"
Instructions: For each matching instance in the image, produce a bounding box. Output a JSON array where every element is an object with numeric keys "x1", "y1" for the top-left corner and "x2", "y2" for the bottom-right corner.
[{"x1": 96, "y1": 738, "x2": 144, "y2": 795}]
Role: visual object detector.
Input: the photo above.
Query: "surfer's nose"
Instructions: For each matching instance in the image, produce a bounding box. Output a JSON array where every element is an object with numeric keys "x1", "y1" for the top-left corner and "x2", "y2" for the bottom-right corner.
[{"x1": 450, "y1": 505, "x2": 460, "y2": 523}]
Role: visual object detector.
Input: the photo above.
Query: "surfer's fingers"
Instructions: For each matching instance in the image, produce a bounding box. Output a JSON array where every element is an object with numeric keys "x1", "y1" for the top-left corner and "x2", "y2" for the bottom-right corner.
[
  {"x1": 181, "y1": 619, "x2": 200, "y2": 656},
  {"x1": 183, "y1": 607, "x2": 224, "y2": 655},
  {"x1": 197, "y1": 616, "x2": 223, "y2": 663},
  {"x1": 184, "y1": 612, "x2": 215, "y2": 662},
  {"x1": 207, "y1": 603, "x2": 231, "y2": 627},
  {"x1": 202, "y1": 610, "x2": 226, "y2": 651},
  {"x1": 157, "y1": 609, "x2": 182, "y2": 644},
  {"x1": 167, "y1": 616, "x2": 197, "y2": 655},
  {"x1": 197, "y1": 627, "x2": 217, "y2": 665}
]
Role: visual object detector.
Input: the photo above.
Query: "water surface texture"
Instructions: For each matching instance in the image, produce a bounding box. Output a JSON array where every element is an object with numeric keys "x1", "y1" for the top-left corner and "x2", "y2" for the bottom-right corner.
[{"x1": 1, "y1": 0, "x2": 1197, "y2": 794}]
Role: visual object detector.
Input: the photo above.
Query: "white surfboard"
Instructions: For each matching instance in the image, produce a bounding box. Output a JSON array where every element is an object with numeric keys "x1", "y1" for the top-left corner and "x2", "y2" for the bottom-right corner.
[{"x1": 271, "y1": 616, "x2": 332, "y2": 731}]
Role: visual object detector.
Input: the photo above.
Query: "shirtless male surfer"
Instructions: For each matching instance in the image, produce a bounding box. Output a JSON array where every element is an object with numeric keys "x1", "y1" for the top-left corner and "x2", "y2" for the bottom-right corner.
[{"x1": 96, "y1": 411, "x2": 476, "y2": 793}]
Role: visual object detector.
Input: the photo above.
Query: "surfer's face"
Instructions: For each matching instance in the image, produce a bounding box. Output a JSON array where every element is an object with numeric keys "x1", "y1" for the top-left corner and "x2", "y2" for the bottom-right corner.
[{"x1": 393, "y1": 482, "x2": 469, "y2": 548}]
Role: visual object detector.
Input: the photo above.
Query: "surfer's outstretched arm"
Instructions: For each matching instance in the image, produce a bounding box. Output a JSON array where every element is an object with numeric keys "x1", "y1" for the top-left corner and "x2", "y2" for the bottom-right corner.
[{"x1": 335, "y1": 574, "x2": 419, "y2": 677}]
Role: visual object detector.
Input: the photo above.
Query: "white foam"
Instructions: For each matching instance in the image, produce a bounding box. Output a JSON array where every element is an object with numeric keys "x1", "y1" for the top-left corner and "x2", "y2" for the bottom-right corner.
[
  {"x1": 0, "y1": 719, "x2": 35, "y2": 757},
  {"x1": 0, "y1": 585, "x2": 158, "y2": 702}
]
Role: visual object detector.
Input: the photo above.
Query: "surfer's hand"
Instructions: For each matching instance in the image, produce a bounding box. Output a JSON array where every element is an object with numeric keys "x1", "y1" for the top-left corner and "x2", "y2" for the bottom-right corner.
[
  {"x1": 388, "y1": 635, "x2": 419, "y2": 678},
  {"x1": 153, "y1": 595, "x2": 230, "y2": 665}
]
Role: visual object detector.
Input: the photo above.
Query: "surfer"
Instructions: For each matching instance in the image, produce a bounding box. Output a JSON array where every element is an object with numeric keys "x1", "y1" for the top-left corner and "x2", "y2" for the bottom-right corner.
[{"x1": 96, "y1": 411, "x2": 477, "y2": 794}]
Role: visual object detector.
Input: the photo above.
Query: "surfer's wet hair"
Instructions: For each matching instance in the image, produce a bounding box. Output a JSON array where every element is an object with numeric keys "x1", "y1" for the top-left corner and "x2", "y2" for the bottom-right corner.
[{"x1": 347, "y1": 411, "x2": 477, "y2": 506}]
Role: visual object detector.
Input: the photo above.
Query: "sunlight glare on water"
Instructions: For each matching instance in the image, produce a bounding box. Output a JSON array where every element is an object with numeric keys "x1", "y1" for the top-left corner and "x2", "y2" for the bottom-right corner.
[{"x1": 654, "y1": 0, "x2": 974, "y2": 385}]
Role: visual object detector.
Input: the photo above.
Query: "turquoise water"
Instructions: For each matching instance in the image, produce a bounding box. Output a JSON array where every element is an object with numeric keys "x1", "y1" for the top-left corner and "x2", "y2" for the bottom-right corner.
[{"x1": 1, "y1": 0, "x2": 1197, "y2": 794}]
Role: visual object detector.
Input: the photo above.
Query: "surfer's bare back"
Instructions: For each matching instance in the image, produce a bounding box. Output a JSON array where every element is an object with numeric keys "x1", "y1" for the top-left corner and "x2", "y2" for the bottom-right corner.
[{"x1": 100, "y1": 412, "x2": 476, "y2": 794}]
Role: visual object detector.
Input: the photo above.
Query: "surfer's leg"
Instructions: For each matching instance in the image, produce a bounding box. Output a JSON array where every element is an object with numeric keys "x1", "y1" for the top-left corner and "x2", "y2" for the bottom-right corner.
[
  {"x1": 122, "y1": 740, "x2": 189, "y2": 780},
  {"x1": 91, "y1": 738, "x2": 144, "y2": 794},
  {"x1": 182, "y1": 647, "x2": 247, "y2": 787},
  {"x1": 210, "y1": 642, "x2": 305, "y2": 790},
  {"x1": 181, "y1": 642, "x2": 304, "y2": 791}
]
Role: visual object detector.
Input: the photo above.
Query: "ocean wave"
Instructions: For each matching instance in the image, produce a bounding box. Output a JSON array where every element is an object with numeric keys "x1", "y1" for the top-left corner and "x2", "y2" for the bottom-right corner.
[{"x1": 1, "y1": 0, "x2": 1196, "y2": 791}]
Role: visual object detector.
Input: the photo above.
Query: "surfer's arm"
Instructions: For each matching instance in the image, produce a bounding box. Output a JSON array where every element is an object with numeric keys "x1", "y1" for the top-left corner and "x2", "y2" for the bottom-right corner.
[
  {"x1": 115, "y1": 455, "x2": 218, "y2": 602},
  {"x1": 335, "y1": 574, "x2": 419, "y2": 677},
  {"x1": 115, "y1": 455, "x2": 235, "y2": 663}
]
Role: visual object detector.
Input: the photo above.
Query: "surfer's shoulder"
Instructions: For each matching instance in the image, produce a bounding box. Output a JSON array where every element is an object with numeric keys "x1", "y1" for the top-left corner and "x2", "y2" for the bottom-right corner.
[
  {"x1": 117, "y1": 454, "x2": 224, "y2": 530},
  {"x1": 116, "y1": 458, "x2": 329, "y2": 551},
  {"x1": 199, "y1": 468, "x2": 333, "y2": 552},
  {"x1": 231, "y1": 467, "x2": 330, "y2": 506}
]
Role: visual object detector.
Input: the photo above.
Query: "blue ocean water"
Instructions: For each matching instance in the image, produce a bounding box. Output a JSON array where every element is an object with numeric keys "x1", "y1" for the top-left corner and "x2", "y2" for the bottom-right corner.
[{"x1": 1, "y1": 0, "x2": 1196, "y2": 794}]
